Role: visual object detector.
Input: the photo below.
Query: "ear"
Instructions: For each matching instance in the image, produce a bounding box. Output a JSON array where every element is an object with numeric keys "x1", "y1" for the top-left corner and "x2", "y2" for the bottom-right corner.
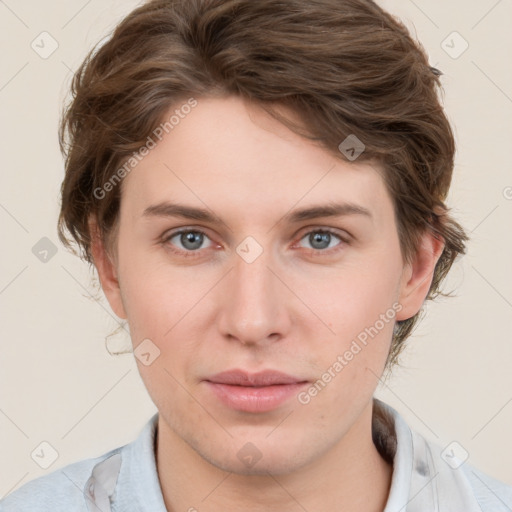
[
  {"x1": 89, "y1": 217, "x2": 127, "y2": 320},
  {"x1": 396, "y1": 229, "x2": 445, "y2": 322}
]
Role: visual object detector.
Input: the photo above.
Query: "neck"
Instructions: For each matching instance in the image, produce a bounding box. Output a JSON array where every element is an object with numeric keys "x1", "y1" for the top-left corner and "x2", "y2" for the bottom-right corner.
[{"x1": 156, "y1": 400, "x2": 392, "y2": 512}]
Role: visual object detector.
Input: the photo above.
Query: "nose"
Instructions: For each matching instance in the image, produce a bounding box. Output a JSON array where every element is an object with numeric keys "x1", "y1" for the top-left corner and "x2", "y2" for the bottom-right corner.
[{"x1": 216, "y1": 242, "x2": 293, "y2": 347}]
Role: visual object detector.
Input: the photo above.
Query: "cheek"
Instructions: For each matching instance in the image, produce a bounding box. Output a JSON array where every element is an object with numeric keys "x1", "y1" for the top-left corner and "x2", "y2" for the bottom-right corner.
[
  {"x1": 309, "y1": 259, "x2": 401, "y2": 342},
  {"x1": 298, "y1": 252, "x2": 401, "y2": 396},
  {"x1": 116, "y1": 239, "x2": 196, "y2": 337},
  {"x1": 116, "y1": 249, "x2": 210, "y2": 388}
]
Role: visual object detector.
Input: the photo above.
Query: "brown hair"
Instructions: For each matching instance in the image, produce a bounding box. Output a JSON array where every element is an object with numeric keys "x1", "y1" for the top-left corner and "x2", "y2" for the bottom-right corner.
[{"x1": 58, "y1": 0, "x2": 469, "y2": 372}]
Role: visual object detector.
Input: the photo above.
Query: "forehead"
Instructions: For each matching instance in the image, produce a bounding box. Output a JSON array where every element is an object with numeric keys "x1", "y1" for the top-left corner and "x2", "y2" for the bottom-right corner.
[{"x1": 119, "y1": 96, "x2": 393, "y2": 226}]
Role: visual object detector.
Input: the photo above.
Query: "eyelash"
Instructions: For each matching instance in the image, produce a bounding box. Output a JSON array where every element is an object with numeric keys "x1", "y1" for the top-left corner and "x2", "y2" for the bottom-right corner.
[{"x1": 161, "y1": 227, "x2": 350, "y2": 259}]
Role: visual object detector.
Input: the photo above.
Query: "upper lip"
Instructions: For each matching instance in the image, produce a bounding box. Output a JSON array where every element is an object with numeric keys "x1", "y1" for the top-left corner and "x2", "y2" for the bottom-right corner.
[{"x1": 206, "y1": 369, "x2": 308, "y2": 387}]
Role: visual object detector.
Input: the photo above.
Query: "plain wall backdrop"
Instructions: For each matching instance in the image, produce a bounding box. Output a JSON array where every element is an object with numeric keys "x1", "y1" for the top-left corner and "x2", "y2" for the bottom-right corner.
[{"x1": 1, "y1": 0, "x2": 511, "y2": 497}]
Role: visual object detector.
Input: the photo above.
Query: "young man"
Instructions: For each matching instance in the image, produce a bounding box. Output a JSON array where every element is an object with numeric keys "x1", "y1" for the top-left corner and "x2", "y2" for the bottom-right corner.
[{"x1": 2, "y1": 0, "x2": 511, "y2": 510}]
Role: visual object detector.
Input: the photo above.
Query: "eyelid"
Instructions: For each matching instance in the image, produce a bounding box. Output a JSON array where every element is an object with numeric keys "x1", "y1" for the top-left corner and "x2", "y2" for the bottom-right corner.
[
  {"x1": 294, "y1": 225, "x2": 352, "y2": 242},
  {"x1": 161, "y1": 225, "x2": 215, "y2": 241}
]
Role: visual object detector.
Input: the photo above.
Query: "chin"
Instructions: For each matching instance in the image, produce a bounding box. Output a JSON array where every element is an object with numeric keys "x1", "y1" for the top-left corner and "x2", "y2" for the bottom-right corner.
[{"x1": 198, "y1": 439, "x2": 315, "y2": 476}]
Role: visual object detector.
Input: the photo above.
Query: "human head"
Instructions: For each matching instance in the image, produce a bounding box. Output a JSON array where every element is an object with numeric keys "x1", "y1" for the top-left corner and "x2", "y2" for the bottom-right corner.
[{"x1": 58, "y1": 0, "x2": 468, "y2": 377}]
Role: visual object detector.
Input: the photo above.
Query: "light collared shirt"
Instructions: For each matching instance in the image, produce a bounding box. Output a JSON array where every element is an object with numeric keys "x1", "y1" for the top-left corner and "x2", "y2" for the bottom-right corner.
[{"x1": 1, "y1": 398, "x2": 511, "y2": 511}]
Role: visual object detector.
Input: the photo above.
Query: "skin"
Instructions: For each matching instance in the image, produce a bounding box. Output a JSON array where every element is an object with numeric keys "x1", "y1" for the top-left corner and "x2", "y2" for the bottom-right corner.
[{"x1": 91, "y1": 95, "x2": 444, "y2": 511}]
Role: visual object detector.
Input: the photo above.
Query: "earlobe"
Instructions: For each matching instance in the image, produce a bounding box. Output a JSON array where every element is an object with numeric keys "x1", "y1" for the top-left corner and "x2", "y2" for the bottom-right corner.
[
  {"x1": 396, "y1": 230, "x2": 445, "y2": 322},
  {"x1": 89, "y1": 218, "x2": 128, "y2": 320}
]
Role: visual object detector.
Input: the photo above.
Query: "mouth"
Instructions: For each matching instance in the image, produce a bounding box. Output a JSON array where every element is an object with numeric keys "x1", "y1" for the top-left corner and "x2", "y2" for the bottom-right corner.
[{"x1": 204, "y1": 369, "x2": 310, "y2": 413}]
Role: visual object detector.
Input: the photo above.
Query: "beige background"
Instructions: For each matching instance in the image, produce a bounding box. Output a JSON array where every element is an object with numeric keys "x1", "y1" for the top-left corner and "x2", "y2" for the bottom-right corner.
[{"x1": 0, "y1": 0, "x2": 511, "y2": 498}]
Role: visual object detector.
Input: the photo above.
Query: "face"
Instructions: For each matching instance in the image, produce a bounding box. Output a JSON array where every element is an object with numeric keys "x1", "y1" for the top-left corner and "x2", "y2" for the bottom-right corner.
[{"x1": 93, "y1": 95, "x2": 439, "y2": 475}]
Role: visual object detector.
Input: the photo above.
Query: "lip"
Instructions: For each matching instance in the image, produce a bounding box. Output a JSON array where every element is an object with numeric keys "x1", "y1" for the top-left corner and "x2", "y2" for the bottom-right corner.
[{"x1": 204, "y1": 369, "x2": 309, "y2": 413}]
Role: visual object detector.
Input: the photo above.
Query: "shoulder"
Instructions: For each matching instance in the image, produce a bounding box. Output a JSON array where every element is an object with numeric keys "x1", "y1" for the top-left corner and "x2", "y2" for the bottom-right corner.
[
  {"x1": 374, "y1": 398, "x2": 512, "y2": 511},
  {"x1": 416, "y1": 431, "x2": 512, "y2": 511},
  {"x1": 461, "y1": 462, "x2": 512, "y2": 511},
  {"x1": 0, "y1": 414, "x2": 159, "y2": 512},
  {"x1": 0, "y1": 446, "x2": 123, "y2": 512}
]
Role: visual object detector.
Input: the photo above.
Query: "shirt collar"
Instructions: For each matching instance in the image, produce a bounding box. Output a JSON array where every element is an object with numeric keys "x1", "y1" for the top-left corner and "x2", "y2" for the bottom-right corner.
[
  {"x1": 373, "y1": 397, "x2": 484, "y2": 512},
  {"x1": 373, "y1": 397, "x2": 414, "y2": 511},
  {"x1": 112, "y1": 411, "x2": 166, "y2": 511}
]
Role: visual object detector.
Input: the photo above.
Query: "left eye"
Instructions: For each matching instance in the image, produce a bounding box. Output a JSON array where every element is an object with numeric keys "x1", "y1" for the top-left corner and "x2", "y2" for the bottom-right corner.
[{"x1": 297, "y1": 230, "x2": 344, "y2": 251}]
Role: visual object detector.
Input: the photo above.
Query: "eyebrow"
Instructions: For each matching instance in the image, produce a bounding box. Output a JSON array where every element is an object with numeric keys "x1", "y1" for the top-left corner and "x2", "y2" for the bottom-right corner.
[{"x1": 142, "y1": 200, "x2": 372, "y2": 224}]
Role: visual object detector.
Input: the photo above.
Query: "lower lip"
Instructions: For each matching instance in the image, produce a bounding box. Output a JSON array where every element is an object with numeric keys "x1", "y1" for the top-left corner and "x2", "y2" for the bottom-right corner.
[{"x1": 205, "y1": 381, "x2": 308, "y2": 413}]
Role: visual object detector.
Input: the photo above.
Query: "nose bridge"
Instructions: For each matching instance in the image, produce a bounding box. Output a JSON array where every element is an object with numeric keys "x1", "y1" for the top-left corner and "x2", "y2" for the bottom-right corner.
[{"x1": 218, "y1": 239, "x2": 290, "y2": 344}]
